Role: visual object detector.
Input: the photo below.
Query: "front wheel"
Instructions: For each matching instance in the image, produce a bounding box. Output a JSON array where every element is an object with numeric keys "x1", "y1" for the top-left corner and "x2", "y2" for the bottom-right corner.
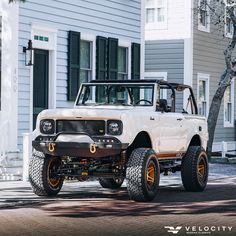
[
  {"x1": 181, "y1": 146, "x2": 208, "y2": 192},
  {"x1": 126, "y1": 148, "x2": 160, "y2": 202},
  {"x1": 29, "y1": 150, "x2": 64, "y2": 196}
]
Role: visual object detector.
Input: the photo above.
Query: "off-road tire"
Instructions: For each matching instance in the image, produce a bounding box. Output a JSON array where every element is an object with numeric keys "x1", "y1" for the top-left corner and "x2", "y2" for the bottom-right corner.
[
  {"x1": 29, "y1": 150, "x2": 64, "y2": 196},
  {"x1": 98, "y1": 178, "x2": 124, "y2": 189},
  {"x1": 126, "y1": 148, "x2": 160, "y2": 202},
  {"x1": 181, "y1": 146, "x2": 208, "y2": 192}
]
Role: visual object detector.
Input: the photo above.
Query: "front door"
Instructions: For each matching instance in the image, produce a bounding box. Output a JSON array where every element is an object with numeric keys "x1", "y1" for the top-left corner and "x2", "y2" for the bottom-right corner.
[{"x1": 33, "y1": 49, "x2": 49, "y2": 130}]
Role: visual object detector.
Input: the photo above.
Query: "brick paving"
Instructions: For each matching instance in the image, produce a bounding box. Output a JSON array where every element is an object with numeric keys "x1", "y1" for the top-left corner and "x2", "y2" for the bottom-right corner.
[{"x1": 0, "y1": 163, "x2": 235, "y2": 236}]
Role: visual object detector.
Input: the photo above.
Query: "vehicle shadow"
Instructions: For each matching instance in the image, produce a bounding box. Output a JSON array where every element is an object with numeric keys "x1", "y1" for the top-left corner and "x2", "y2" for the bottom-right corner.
[{"x1": 39, "y1": 177, "x2": 236, "y2": 218}]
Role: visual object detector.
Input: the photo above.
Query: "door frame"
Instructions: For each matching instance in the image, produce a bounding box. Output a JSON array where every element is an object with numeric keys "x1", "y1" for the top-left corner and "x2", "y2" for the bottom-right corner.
[{"x1": 29, "y1": 24, "x2": 57, "y2": 132}]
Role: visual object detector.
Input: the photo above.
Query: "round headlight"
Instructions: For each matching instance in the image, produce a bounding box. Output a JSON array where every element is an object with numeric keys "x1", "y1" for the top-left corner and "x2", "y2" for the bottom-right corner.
[
  {"x1": 40, "y1": 119, "x2": 55, "y2": 134},
  {"x1": 107, "y1": 120, "x2": 123, "y2": 135}
]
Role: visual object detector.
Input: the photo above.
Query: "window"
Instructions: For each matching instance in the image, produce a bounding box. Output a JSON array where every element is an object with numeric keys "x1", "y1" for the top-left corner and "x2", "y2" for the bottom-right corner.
[
  {"x1": 0, "y1": 16, "x2": 2, "y2": 109},
  {"x1": 197, "y1": 74, "x2": 209, "y2": 117},
  {"x1": 224, "y1": 79, "x2": 234, "y2": 127},
  {"x1": 225, "y1": 7, "x2": 234, "y2": 37},
  {"x1": 198, "y1": 0, "x2": 210, "y2": 32},
  {"x1": 80, "y1": 40, "x2": 92, "y2": 83},
  {"x1": 145, "y1": 0, "x2": 167, "y2": 29},
  {"x1": 118, "y1": 47, "x2": 128, "y2": 80}
]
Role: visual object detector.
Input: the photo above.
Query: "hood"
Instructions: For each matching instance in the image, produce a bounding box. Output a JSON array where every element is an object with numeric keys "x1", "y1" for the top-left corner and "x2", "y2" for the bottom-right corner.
[{"x1": 38, "y1": 106, "x2": 136, "y2": 120}]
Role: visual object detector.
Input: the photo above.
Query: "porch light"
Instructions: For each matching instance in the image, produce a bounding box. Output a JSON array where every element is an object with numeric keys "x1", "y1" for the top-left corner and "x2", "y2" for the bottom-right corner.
[{"x1": 23, "y1": 40, "x2": 34, "y2": 66}]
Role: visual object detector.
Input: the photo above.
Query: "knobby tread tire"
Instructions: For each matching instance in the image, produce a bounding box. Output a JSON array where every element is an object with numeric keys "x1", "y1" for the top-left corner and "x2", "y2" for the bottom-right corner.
[
  {"x1": 181, "y1": 146, "x2": 208, "y2": 192},
  {"x1": 98, "y1": 178, "x2": 124, "y2": 189},
  {"x1": 126, "y1": 148, "x2": 160, "y2": 202},
  {"x1": 29, "y1": 150, "x2": 63, "y2": 196}
]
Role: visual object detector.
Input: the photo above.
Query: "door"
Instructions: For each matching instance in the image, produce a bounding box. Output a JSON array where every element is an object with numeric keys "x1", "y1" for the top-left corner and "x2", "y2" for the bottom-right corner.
[{"x1": 33, "y1": 49, "x2": 49, "y2": 130}]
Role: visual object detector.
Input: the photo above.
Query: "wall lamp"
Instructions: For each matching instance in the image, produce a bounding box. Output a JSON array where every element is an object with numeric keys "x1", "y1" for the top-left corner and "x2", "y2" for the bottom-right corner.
[{"x1": 23, "y1": 40, "x2": 34, "y2": 66}]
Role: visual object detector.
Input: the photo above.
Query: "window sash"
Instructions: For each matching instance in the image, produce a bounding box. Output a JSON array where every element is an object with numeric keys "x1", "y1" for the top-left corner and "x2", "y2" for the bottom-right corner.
[{"x1": 145, "y1": 0, "x2": 166, "y2": 24}]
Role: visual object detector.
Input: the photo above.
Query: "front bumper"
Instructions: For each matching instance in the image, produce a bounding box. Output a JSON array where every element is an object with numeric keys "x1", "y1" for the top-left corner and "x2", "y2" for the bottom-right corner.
[{"x1": 32, "y1": 133, "x2": 128, "y2": 158}]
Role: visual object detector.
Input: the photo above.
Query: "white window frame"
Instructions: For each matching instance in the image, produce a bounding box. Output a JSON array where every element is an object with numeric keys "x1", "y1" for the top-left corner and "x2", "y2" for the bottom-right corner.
[
  {"x1": 145, "y1": 0, "x2": 168, "y2": 30},
  {"x1": 144, "y1": 71, "x2": 167, "y2": 99},
  {"x1": 118, "y1": 40, "x2": 131, "y2": 80},
  {"x1": 80, "y1": 33, "x2": 96, "y2": 81},
  {"x1": 197, "y1": 73, "x2": 210, "y2": 117},
  {"x1": 224, "y1": 79, "x2": 235, "y2": 127},
  {"x1": 198, "y1": 0, "x2": 210, "y2": 33},
  {"x1": 225, "y1": 7, "x2": 234, "y2": 38}
]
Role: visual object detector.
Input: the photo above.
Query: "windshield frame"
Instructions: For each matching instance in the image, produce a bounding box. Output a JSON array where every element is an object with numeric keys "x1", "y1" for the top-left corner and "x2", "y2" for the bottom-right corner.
[{"x1": 75, "y1": 82, "x2": 155, "y2": 107}]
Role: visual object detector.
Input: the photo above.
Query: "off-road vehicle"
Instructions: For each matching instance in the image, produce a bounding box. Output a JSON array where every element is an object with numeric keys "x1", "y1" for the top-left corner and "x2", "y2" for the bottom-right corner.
[{"x1": 29, "y1": 80, "x2": 209, "y2": 202}]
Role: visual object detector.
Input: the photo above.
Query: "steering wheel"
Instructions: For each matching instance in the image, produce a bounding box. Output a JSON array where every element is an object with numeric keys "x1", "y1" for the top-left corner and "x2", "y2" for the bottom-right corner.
[{"x1": 135, "y1": 99, "x2": 152, "y2": 105}]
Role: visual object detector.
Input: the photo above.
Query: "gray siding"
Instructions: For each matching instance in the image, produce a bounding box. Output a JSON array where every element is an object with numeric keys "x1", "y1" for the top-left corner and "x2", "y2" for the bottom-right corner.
[
  {"x1": 145, "y1": 39, "x2": 184, "y2": 111},
  {"x1": 192, "y1": 2, "x2": 236, "y2": 143},
  {"x1": 18, "y1": 0, "x2": 141, "y2": 150}
]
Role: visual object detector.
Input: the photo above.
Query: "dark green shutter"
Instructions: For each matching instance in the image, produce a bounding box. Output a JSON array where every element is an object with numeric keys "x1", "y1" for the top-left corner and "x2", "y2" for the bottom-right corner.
[
  {"x1": 68, "y1": 31, "x2": 80, "y2": 101},
  {"x1": 107, "y1": 37, "x2": 118, "y2": 80},
  {"x1": 131, "y1": 43, "x2": 140, "y2": 80},
  {"x1": 96, "y1": 36, "x2": 108, "y2": 80}
]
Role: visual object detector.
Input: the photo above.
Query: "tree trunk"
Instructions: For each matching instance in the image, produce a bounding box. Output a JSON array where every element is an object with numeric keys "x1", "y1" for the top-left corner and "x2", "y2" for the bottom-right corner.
[{"x1": 207, "y1": 72, "x2": 230, "y2": 157}]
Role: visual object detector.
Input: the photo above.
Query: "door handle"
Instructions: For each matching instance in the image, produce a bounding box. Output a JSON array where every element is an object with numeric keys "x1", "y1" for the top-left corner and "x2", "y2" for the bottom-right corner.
[{"x1": 177, "y1": 118, "x2": 183, "y2": 121}]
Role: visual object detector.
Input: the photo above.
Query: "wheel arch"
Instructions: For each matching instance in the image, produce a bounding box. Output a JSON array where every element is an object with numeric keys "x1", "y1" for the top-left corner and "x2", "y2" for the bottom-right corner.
[
  {"x1": 126, "y1": 131, "x2": 153, "y2": 157},
  {"x1": 188, "y1": 134, "x2": 202, "y2": 148}
]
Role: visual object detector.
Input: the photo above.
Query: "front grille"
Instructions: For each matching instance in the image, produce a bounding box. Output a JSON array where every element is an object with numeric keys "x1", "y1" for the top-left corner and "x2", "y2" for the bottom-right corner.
[{"x1": 56, "y1": 120, "x2": 105, "y2": 135}]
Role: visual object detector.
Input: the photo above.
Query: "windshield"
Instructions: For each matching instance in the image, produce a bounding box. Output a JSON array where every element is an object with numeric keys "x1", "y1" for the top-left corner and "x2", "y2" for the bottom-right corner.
[{"x1": 76, "y1": 84, "x2": 154, "y2": 106}]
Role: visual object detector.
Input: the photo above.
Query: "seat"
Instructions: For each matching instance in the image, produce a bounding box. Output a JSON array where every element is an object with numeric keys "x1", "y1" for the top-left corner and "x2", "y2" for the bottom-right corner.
[{"x1": 159, "y1": 99, "x2": 168, "y2": 112}]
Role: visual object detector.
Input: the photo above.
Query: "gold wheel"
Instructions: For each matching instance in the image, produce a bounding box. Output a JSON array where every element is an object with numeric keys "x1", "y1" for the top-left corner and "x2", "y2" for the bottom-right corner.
[
  {"x1": 47, "y1": 159, "x2": 61, "y2": 189},
  {"x1": 197, "y1": 155, "x2": 207, "y2": 186},
  {"x1": 146, "y1": 161, "x2": 156, "y2": 189}
]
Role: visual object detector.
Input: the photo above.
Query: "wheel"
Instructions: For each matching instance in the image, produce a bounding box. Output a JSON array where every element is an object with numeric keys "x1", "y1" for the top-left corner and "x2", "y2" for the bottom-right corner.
[
  {"x1": 29, "y1": 150, "x2": 64, "y2": 196},
  {"x1": 126, "y1": 148, "x2": 160, "y2": 202},
  {"x1": 181, "y1": 146, "x2": 208, "y2": 192},
  {"x1": 98, "y1": 177, "x2": 124, "y2": 189}
]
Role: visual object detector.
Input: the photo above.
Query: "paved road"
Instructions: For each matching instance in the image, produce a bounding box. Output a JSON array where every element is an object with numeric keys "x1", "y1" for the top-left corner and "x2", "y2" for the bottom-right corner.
[{"x1": 0, "y1": 163, "x2": 235, "y2": 236}]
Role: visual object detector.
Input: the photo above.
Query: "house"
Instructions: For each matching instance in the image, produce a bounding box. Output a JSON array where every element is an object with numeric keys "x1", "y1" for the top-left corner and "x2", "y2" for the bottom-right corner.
[
  {"x1": 145, "y1": 0, "x2": 236, "y2": 154},
  {"x1": 0, "y1": 0, "x2": 144, "y2": 180}
]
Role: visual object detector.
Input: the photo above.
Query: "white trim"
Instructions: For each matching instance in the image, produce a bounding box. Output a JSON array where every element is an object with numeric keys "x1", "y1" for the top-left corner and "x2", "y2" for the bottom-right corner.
[
  {"x1": 30, "y1": 24, "x2": 57, "y2": 132},
  {"x1": 0, "y1": 1, "x2": 19, "y2": 152},
  {"x1": 197, "y1": 73, "x2": 210, "y2": 117},
  {"x1": 118, "y1": 40, "x2": 131, "y2": 80},
  {"x1": 141, "y1": 0, "x2": 145, "y2": 80},
  {"x1": 81, "y1": 33, "x2": 96, "y2": 81},
  {"x1": 198, "y1": 0, "x2": 211, "y2": 33},
  {"x1": 223, "y1": 78, "x2": 234, "y2": 127},
  {"x1": 184, "y1": 0, "x2": 193, "y2": 107},
  {"x1": 144, "y1": 71, "x2": 167, "y2": 80}
]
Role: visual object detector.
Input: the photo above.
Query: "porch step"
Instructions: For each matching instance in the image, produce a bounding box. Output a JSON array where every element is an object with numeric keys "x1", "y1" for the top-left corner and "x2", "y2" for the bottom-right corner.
[
  {"x1": 226, "y1": 151, "x2": 236, "y2": 158},
  {"x1": 0, "y1": 166, "x2": 22, "y2": 181}
]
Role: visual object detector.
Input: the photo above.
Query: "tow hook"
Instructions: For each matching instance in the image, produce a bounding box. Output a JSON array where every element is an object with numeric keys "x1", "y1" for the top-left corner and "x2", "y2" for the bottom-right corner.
[
  {"x1": 48, "y1": 143, "x2": 56, "y2": 152},
  {"x1": 90, "y1": 143, "x2": 97, "y2": 154}
]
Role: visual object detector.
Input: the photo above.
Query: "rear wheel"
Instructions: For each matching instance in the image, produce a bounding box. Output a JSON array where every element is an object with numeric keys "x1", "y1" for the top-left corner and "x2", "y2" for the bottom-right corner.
[
  {"x1": 126, "y1": 148, "x2": 160, "y2": 202},
  {"x1": 181, "y1": 146, "x2": 208, "y2": 192},
  {"x1": 29, "y1": 150, "x2": 64, "y2": 196},
  {"x1": 98, "y1": 178, "x2": 124, "y2": 189}
]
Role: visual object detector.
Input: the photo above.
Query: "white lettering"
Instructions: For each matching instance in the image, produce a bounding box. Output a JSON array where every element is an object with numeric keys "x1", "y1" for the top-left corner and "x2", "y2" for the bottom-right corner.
[
  {"x1": 210, "y1": 226, "x2": 216, "y2": 231},
  {"x1": 204, "y1": 226, "x2": 209, "y2": 231},
  {"x1": 192, "y1": 226, "x2": 196, "y2": 231},
  {"x1": 228, "y1": 227, "x2": 233, "y2": 231},
  {"x1": 185, "y1": 227, "x2": 191, "y2": 231}
]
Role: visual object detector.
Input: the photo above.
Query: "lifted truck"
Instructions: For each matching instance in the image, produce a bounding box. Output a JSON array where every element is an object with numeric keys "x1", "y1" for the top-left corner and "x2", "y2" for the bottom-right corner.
[{"x1": 29, "y1": 80, "x2": 209, "y2": 202}]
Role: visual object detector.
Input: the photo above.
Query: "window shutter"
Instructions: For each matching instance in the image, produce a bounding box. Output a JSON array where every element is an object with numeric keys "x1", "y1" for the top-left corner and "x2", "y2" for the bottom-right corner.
[
  {"x1": 96, "y1": 36, "x2": 108, "y2": 80},
  {"x1": 131, "y1": 43, "x2": 140, "y2": 80},
  {"x1": 68, "y1": 31, "x2": 80, "y2": 101},
  {"x1": 107, "y1": 37, "x2": 118, "y2": 80}
]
